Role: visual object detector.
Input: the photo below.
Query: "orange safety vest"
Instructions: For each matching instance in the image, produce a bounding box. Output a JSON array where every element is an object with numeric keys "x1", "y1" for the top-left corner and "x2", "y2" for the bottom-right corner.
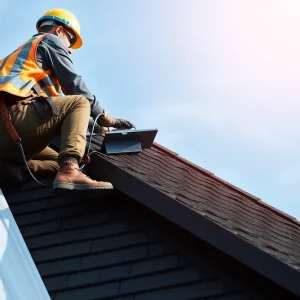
[{"x1": 0, "y1": 34, "x2": 62, "y2": 98}]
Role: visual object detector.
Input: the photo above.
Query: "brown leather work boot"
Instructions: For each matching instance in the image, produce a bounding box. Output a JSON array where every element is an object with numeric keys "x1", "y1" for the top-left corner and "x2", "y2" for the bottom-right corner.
[{"x1": 53, "y1": 160, "x2": 113, "y2": 195}]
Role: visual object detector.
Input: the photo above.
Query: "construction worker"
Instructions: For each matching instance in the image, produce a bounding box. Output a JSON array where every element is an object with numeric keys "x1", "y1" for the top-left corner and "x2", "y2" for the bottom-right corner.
[{"x1": 0, "y1": 8, "x2": 134, "y2": 193}]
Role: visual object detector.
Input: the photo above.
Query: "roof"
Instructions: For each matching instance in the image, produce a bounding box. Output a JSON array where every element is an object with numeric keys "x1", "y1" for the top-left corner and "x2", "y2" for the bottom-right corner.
[
  {"x1": 87, "y1": 135, "x2": 300, "y2": 297},
  {"x1": 2, "y1": 134, "x2": 300, "y2": 297}
]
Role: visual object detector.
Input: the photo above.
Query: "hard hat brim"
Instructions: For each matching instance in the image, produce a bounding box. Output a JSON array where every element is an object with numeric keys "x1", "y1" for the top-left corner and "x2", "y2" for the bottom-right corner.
[{"x1": 37, "y1": 15, "x2": 83, "y2": 49}]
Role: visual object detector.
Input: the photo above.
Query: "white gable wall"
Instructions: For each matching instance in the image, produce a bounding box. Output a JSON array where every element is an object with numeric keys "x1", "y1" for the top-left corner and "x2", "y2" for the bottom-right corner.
[{"x1": 0, "y1": 189, "x2": 50, "y2": 300}]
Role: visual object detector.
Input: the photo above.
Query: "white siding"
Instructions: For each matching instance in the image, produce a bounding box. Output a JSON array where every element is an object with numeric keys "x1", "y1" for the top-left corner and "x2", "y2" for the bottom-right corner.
[{"x1": 0, "y1": 189, "x2": 50, "y2": 300}]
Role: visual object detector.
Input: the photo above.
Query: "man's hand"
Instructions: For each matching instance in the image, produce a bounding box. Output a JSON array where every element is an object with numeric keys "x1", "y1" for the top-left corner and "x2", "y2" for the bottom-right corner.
[
  {"x1": 113, "y1": 118, "x2": 135, "y2": 129},
  {"x1": 98, "y1": 110, "x2": 135, "y2": 129}
]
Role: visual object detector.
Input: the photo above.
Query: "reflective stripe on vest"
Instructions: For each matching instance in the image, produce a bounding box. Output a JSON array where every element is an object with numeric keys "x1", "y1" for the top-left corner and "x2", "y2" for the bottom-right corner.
[{"x1": 0, "y1": 34, "x2": 62, "y2": 97}]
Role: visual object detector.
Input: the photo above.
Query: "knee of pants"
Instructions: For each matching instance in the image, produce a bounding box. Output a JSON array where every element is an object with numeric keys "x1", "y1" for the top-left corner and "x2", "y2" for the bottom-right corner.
[
  {"x1": 63, "y1": 95, "x2": 91, "y2": 115},
  {"x1": 73, "y1": 95, "x2": 91, "y2": 110}
]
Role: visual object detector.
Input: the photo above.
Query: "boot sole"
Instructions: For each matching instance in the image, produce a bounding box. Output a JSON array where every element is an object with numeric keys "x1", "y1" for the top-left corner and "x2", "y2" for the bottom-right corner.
[
  {"x1": 53, "y1": 183, "x2": 114, "y2": 190},
  {"x1": 53, "y1": 183, "x2": 114, "y2": 197}
]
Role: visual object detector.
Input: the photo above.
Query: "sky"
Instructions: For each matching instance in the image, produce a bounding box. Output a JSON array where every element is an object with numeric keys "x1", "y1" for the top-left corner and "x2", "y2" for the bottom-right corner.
[{"x1": 0, "y1": 0, "x2": 300, "y2": 219}]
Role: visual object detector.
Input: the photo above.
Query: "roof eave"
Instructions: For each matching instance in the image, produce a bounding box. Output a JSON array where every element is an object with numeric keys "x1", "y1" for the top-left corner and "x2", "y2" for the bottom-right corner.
[{"x1": 88, "y1": 152, "x2": 300, "y2": 298}]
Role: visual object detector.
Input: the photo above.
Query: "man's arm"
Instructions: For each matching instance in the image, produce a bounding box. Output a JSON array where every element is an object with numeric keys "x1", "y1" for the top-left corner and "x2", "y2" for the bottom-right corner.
[{"x1": 36, "y1": 33, "x2": 103, "y2": 119}]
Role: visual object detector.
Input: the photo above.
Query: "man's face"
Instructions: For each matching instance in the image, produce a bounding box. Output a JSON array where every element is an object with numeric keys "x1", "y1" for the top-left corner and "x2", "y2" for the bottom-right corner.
[{"x1": 54, "y1": 25, "x2": 76, "y2": 54}]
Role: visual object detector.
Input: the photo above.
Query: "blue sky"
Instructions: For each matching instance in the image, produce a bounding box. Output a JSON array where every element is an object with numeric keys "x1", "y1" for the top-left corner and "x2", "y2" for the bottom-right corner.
[{"x1": 1, "y1": 0, "x2": 300, "y2": 219}]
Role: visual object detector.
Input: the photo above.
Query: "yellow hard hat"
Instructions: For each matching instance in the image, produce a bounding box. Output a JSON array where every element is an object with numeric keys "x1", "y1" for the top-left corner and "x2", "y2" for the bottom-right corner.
[{"x1": 36, "y1": 8, "x2": 83, "y2": 49}]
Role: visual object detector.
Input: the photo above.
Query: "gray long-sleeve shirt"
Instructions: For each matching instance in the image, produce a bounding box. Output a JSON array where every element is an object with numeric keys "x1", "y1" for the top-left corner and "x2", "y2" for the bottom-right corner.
[{"x1": 34, "y1": 32, "x2": 104, "y2": 120}]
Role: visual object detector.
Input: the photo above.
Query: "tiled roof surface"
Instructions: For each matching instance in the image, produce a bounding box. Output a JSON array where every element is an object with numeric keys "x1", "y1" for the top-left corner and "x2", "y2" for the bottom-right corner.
[{"x1": 90, "y1": 137, "x2": 300, "y2": 272}]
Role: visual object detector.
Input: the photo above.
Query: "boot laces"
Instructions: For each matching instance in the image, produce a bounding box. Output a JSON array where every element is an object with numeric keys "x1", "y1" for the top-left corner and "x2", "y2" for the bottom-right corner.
[{"x1": 75, "y1": 166, "x2": 94, "y2": 181}]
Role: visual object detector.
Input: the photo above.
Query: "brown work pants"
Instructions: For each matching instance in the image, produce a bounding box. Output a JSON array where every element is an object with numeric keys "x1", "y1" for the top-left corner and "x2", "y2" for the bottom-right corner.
[{"x1": 0, "y1": 95, "x2": 90, "y2": 175}]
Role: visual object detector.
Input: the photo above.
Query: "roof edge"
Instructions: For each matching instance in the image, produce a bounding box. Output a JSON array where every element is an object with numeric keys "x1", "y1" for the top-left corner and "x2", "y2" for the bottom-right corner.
[{"x1": 89, "y1": 153, "x2": 300, "y2": 298}]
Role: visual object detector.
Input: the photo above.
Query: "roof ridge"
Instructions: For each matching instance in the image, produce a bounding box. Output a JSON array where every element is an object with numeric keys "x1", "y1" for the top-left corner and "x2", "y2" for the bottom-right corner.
[{"x1": 152, "y1": 143, "x2": 300, "y2": 227}]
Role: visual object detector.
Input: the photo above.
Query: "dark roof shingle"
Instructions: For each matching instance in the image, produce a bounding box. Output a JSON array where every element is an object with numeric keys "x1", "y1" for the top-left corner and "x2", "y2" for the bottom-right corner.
[{"x1": 90, "y1": 137, "x2": 300, "y2": 272}]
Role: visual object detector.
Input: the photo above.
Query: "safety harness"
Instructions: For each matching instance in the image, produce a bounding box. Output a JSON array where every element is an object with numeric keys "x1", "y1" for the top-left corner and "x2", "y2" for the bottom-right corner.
[
  {"x1": 0, "y1": 92, "x2": 54, "y2": 187},
  {"x1": 0, "y1": 93, "x2": 21, "y2": 144}
]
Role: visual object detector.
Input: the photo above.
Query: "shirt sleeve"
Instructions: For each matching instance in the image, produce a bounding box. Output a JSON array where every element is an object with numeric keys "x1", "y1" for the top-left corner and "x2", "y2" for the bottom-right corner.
[{"x1": 35, "y1": 33, "x2": 104, "y2": 119}]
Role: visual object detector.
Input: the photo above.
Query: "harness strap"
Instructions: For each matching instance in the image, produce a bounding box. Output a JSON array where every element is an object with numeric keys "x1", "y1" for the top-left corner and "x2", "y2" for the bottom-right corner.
[
  {"x1": 32, "y1": 82, "x2": 42, "y2": 96},
  {"x1": 0, "y1": 93, "x2": 21, "y2": 143},
  {"x1": 45, "y1": 97, "x2": 59, "y2": 116}
]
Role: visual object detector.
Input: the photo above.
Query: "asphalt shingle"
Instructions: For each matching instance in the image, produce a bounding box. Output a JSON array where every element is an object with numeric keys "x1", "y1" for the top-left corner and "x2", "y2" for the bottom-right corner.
[{"x1": 90, "y1": 136, "x2": 300, "y2": 272}]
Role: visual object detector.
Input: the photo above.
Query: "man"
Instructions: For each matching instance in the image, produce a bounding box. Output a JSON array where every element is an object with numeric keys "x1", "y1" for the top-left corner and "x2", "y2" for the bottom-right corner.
[{"x1": 0, "y1": 8, "x2": 134, "y2": 193}]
